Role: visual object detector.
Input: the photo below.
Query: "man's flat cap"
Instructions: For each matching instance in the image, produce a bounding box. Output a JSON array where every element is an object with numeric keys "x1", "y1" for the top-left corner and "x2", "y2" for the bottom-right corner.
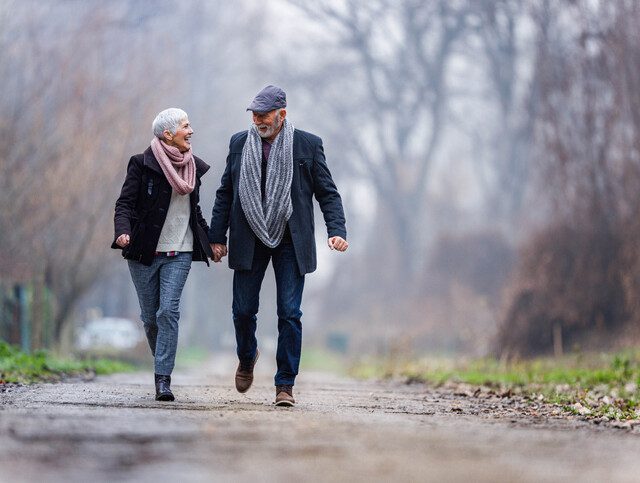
[{"x1": 246, "y1": 85, "x2": 287, "y2": 113}]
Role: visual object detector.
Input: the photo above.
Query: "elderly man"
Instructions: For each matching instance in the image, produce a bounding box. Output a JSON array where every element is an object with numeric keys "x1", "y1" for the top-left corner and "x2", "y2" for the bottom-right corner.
[{"x1": 209, "y1": 85, "x2": 347, "y2": 406}]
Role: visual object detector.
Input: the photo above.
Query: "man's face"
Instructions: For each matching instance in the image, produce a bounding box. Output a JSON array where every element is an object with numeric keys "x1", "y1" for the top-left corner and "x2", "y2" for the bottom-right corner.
[{"x1": 253, "y1": 109, "x2": 285, "y2": 140}]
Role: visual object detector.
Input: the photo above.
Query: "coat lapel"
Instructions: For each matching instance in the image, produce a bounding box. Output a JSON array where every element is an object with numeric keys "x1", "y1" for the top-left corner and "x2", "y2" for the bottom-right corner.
[
  {"x1": 143, "y1": 146, "x2": 164, "y2": 175},
  {"x1": 291, "y1": 130, "x2": 301, "y2": 194}
]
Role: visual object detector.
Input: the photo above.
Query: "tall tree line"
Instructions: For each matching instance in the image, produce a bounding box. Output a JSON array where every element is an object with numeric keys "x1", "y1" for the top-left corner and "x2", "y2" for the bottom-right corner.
[{"x1": 0, "y1": 0, "x2": 259, "y2": 348}]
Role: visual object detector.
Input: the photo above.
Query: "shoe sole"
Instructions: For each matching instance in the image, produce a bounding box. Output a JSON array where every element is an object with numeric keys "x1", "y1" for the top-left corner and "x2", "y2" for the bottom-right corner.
[
  {"x1": 274, "y1": 400, "x2": 295, "y2": 407},
  {"x1": 156, "y1": 394, "x2": 175, "y2": 401}
]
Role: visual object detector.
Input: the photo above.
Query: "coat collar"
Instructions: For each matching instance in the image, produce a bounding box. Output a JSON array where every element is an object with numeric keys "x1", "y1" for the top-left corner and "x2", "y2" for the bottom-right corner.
[
  {"x1": 143, "y1": 146, "x2": 210, "y2": 177},
  {"x1": 231, "y1": 129, "x2": 307, "y2": 156}
]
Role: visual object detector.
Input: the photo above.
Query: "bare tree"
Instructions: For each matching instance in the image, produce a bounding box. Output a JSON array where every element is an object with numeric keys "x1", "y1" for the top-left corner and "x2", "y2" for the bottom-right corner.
[
  {"x1": 470, "y1": 0, "x2": 537, "y2": 226},
  {"x1": 0, "y1": 2, "x2": 174, "y2": 346},
  {"x1": 0, "y1": 0, "x2": 267, "y2": 348},
  {"x1": 497, "y1": 0, "x2": 640, "y2": 356},
  {"x1": 285, "y1": 0, "x2": 474, "y2": 290}
]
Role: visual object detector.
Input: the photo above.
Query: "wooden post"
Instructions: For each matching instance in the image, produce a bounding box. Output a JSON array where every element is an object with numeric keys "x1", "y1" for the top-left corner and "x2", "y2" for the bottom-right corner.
[
  {"x1": 553, "y1": 323, "x2": 563, "y2": 358},
  {"x1": 16, "y1": 284, "x2": 30, "y2": 354},
  {"x1": 32, "y1": 275, "x2": 44, "y2": 349}
]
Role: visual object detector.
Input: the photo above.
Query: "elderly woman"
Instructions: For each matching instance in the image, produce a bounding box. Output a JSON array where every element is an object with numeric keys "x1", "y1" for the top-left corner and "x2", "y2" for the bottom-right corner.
[{"x1": 111, "y1": 108, "x2": 212, "y2": 401}]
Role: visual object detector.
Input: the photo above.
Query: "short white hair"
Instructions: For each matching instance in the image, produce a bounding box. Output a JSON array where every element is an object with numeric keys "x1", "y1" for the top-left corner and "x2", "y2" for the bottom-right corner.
[{"x1": 152, "y1": 108, "x2": 188, "y2": 138}]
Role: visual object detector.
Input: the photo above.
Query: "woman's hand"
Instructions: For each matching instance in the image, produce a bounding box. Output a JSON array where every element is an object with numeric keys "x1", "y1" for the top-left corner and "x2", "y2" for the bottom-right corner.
[
  {"x1": 210, "y1": 243, "x2": 227, "y2": 262},
  {"x1": 116, "y1": 234, "x2": 130, "y2": 248}
]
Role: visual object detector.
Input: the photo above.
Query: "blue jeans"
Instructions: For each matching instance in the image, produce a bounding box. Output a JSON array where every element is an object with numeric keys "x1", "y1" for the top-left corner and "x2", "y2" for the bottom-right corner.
[
  {"x1": 233, "y1": 239, "x2": 305, "y2": 386},
  {"x1": 128, "y1": 252, "x2": 192, "y2": 375}
]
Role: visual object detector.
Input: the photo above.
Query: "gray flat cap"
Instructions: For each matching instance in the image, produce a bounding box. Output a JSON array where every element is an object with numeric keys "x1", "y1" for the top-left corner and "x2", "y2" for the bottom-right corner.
[{"x1": 246, "y1": 85, "x2": 287, "y2": 113}]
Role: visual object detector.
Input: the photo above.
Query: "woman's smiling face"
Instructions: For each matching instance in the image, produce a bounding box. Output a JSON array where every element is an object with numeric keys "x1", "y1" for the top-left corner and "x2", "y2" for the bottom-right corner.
[{"x1": 164, "y1": 118, "x2": 193, "y2": 152}]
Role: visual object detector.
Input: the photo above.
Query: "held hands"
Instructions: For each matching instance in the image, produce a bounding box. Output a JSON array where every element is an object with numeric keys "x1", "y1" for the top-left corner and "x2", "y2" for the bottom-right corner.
[
  {"x1": 211, "y1": 243, "x2": 228, "y2": 262},
  {"x1": 209, "y1": 239, "x2": 345, "y2": 262},
  {"x1": 116, "y1": 234, "x2": 130, "y2": 248},
  {"x1": 328, "y1": 236, "x2": 348, "y2": 252}
]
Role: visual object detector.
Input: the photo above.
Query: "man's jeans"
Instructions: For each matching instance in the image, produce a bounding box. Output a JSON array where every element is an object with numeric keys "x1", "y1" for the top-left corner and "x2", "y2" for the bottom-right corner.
[
  {"x1": 233, "y1": 239, "x2": 305, "y2": 386},
  {"x1": 128, "y1": 252, "x2": 192, "y2": 375}
]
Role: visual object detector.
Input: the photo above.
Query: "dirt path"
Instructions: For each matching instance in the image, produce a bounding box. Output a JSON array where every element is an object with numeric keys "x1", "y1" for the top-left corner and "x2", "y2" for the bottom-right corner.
[{"x1": 2, "y1": 355, "x2": 640, "y2": 483}]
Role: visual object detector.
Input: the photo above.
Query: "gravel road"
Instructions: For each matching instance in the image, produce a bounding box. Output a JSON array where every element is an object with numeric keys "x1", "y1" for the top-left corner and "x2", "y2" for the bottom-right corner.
[{"x1": 2, "y1": 354, "x2": 640, "y2": 483}]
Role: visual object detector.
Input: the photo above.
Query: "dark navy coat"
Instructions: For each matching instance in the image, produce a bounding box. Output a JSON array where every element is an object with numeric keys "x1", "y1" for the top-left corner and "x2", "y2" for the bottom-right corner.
[
  {"x1": 208, "y1": 129, "x2": 346, "y2": 275},
  {"x1": 112, "y1": 146, "x2": 213, "y2": 266}
]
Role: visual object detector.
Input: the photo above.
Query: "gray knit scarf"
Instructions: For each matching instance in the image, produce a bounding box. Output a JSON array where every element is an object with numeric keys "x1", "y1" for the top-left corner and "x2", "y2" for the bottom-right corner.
[{"x1": 239, "y1": 118, "x2": 294, "y2": 248}]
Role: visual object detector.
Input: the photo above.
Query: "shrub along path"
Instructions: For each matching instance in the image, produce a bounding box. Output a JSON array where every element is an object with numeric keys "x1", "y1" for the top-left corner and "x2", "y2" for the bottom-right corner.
[
  {"x1": 0, "y1": 341, "x2": 133, "y2": 384},
  {"x1": 353, "y1": 351, "x2": 640, "y2": 426}
]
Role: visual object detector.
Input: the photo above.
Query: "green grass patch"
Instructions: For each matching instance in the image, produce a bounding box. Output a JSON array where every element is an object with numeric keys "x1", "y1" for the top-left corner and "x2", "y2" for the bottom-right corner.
[
  {"x1": 175, "y1": 346, "x2": 209, "y2": 369},
  {"x1": 0, "y1": 341, "x2": 135, "y2": 384},
  {"x1": 300, "y1": 347, "x2": 348, "y2": 375},
  {"x1": 351, "y1": 350, "x2": 640, "y2": 421}
]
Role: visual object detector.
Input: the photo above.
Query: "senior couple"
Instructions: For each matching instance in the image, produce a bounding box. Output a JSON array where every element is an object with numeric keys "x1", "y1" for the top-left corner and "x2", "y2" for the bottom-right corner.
[{"x1": 112, "y1": 86, "x2": 348, "y2": 407}]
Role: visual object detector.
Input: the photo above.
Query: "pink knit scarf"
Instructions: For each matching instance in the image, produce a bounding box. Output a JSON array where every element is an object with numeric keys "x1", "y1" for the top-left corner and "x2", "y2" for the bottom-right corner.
[{"x1": 150, "y1": 137, "x2": 195, "y2": 195}]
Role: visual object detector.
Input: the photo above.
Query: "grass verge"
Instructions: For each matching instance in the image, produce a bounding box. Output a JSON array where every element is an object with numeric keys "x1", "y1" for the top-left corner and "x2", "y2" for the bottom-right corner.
[
  {"x1": 175, "y1": 346, "x2": 210, "y2": 369},
  {"x1": 351, "y1": 350, "x2": 640, "y2": 422},
  {"x1": 0, "y1": 341, "x2": 135, "y2": 384},
  {"x1": 300, "y1": 347, "x2": 349, "y2": 375}
]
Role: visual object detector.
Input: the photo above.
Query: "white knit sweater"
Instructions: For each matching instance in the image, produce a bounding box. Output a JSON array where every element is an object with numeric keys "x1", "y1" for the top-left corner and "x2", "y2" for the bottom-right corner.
[{"x1": 156, "y1": 190, "x2": 193, "y2": 252}]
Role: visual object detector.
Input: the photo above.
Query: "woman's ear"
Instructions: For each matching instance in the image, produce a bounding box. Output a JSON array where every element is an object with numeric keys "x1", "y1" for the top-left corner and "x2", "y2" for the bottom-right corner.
[{"x1": 162, "y1": 130, "x2": 173, "y2": 143}]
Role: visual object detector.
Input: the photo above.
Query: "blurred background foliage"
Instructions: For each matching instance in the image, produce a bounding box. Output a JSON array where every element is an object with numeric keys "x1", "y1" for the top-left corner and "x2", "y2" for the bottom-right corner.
[{"x1": 2, "y1": 0, "x2": 640, "y2": 361}]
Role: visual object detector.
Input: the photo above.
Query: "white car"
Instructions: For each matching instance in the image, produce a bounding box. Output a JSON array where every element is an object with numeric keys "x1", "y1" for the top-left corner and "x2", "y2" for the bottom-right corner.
[{"x1": 76, "y1": 317, "x2": 143, "y2": 351}]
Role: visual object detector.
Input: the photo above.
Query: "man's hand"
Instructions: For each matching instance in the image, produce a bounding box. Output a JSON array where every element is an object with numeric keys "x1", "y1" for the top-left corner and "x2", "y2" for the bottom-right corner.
[
  {"x1": 116, "y1": 234, "x2": 130, "y2": 248},
  {"x1": 328, "y1": 236, "x2": 348, "y2": 252},
  {"x1": 211, "y1": 243, "x2": 228, "y2": 262}
]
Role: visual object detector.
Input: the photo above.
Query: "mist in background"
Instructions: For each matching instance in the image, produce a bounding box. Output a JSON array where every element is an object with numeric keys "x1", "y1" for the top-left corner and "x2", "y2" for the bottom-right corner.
[{"x1": 3, "y1": 0, "x2": 640, "y2": 360}]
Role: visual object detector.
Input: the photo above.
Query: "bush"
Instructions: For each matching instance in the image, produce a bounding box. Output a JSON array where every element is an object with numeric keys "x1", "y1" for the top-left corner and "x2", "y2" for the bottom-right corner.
[
  {"x1": 496, "y1": 220, "x2": 630, "y2": 357},
  {"x1": 0, "y1": 340, "x2": 133, "y2": 383}
]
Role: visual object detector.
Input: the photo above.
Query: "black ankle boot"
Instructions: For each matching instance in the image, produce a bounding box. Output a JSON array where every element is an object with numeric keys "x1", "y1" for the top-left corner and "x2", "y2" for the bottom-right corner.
[{"x1": 154, "y1": 374, "x2": 175, "y2": 401}]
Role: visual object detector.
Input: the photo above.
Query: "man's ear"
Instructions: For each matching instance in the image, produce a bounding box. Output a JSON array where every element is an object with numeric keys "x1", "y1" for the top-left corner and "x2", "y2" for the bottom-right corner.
[{"x1": 280, "y1": 109, "x2": 287, "y2": 120}]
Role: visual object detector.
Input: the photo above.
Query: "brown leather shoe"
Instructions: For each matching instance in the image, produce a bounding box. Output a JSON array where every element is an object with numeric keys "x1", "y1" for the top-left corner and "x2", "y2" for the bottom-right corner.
[
  {"x1": 275, "y1": 385, "x2": 295, "y2": 407},
  {"x1": 235, "y1": 349, "x2": 259, "y2": 393}
]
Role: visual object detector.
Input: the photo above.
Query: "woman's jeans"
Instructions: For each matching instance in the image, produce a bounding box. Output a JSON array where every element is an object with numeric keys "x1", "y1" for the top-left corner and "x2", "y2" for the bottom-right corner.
[
  {"x1": 128, "y1": 252, "x2": 192, "y2": 375},
  {"x1": 232, "y1": 239, "x2": 305, "y2": 387}
]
